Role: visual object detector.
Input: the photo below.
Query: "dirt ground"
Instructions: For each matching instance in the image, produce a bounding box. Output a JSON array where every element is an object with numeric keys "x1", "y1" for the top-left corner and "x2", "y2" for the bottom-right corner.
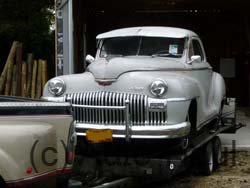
[{"x1": 162, "y1": 151, "x2": 250, "y2": 188}]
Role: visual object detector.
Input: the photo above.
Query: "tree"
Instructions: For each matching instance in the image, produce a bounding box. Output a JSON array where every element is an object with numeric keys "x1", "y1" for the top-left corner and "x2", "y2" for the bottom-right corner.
[{"x1": 0, "y1": 0, "x2": 55, "y2": 76}]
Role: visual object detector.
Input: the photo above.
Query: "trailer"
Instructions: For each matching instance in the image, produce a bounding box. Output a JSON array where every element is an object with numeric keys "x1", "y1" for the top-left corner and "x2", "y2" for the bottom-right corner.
[{"x1": 72, "y1": 97, "x2": 242, "y2": 186}]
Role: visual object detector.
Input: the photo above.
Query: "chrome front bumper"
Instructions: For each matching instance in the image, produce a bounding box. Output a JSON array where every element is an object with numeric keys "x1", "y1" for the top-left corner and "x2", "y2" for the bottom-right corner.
[{"x1": 76, "y1": 122, "x2": 191, "y2": 139}]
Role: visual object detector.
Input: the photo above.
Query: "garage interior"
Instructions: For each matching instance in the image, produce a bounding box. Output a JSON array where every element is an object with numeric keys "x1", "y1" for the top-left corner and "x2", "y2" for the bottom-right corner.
[{"x1": 71, "y1": 0, "x2": 250, "y2": 107}]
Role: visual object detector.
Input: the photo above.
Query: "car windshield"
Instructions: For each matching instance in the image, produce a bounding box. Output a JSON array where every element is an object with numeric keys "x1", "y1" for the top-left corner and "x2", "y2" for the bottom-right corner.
[{"x1": 100, "y1": 36, "x2": 185, "y2": 58}]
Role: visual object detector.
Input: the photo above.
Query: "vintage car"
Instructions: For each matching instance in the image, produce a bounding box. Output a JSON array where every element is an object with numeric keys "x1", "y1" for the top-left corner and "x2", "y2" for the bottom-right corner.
[
  {"x1": 42, "y1": 27, "x2": 225, "y2": 152},
  {"x1": 0, "y1": 96, "x2": 76, "y2": 188}
]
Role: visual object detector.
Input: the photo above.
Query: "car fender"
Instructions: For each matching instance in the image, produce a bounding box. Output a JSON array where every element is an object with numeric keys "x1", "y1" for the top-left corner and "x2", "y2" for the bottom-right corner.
[
  {"x1": 209, "y1": 72, "x2": 226, "y2": 113},
  {"x1": 163, "y1": 75, "x2": 200, "y2": 124}
]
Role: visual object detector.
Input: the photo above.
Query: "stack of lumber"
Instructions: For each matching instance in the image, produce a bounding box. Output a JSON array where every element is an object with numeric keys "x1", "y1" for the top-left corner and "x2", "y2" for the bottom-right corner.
[{"x1": 0, "y1": 41, "x2": 48, "y2": 99}]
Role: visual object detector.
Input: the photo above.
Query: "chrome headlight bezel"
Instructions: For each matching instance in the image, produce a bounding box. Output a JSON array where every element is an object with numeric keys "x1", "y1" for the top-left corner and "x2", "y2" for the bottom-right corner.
[
  {"x1": 48, "y1": 78, "x2": 66, "y2": 96},
  {"x1": 150, "y1": 79, "x2": 168, "y2": 97}
]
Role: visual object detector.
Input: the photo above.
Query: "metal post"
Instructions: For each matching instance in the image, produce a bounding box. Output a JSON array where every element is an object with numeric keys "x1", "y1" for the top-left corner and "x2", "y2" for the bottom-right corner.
[
  {"x1": 55, "y1": 0, "x2": 64, "y2": 76},
  {"x1": 68, "y1": 0, "x2": 74, "y2": 74},
  {"x1": 56, "y1": 0, "x2": 74, "y2": 75}
]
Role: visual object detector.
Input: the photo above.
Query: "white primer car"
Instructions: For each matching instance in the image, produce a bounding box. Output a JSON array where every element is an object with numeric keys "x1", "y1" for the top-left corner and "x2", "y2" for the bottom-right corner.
[{"x1": 43, "y1": 27, "x2": 225, "y2": 145}]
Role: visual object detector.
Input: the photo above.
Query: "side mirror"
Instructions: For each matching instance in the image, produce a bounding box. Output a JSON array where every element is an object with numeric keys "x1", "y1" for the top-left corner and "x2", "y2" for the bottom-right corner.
[
  {"x1": 188, "y1": 55, "x2": 201, "y2": 64},
  {"x1": 85, "y1": 54, "x2": 95, "y2": 64}
]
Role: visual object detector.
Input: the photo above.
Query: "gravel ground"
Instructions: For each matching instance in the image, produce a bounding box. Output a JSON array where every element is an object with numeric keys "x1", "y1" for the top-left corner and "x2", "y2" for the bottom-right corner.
[{"x1": 161, "y1": 151, "x2": 250, "y2": 188}]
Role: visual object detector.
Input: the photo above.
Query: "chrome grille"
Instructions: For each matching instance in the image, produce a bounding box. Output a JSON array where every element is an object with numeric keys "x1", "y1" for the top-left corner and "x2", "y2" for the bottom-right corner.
[{"x1": 66, "y1": 92, "x2": 167, "y2": 125}]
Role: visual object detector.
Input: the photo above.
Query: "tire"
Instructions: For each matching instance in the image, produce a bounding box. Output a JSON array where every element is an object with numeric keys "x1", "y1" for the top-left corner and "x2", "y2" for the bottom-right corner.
[
  {"x1": 213, "y1": 136, "x2": 222, "y2": 169},
  {"x1": 199, "y1": 141, "x2": 214, "y2": 176}
]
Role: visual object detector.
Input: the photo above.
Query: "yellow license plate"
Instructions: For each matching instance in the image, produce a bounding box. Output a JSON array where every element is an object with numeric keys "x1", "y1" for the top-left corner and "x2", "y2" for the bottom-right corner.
[{"x1": 86, "y1": 129, "x2": 113, "y2": 143}]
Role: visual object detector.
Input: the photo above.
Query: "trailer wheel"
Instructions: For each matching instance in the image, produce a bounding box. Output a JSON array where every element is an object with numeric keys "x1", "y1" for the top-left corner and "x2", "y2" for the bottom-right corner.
[
  {"x1": 213, "y1": 136, "x2": 222, "y2": 169},
  {"x1": 200, "y1": 141, "x2": 214, "y2": 175}
]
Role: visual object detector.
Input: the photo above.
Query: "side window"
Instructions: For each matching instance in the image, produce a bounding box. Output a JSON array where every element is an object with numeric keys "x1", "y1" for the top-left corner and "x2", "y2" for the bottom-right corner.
[{"x1": 192, "y1": 40, "x2": 204, "y2": 61}]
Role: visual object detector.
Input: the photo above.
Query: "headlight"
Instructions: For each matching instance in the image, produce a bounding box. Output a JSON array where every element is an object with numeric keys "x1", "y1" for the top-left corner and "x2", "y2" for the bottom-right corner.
[
  {"x1": 48, "y1": 78, "x2": 66, "y2": 96},
  {"x1": 150, "y1": 79, "x2": 168, "y2": 97}
]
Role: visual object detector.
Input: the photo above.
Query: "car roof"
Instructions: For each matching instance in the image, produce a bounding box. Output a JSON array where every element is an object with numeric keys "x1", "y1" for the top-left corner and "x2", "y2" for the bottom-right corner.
[{"x1": 96, "y1": 26, "x2": 198, "y2": 39}]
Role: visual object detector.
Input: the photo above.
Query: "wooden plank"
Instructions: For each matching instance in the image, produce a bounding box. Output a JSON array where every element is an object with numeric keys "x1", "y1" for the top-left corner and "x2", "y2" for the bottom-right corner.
[
  {"x1": 11, "y1": 65, "x2": 17, "y2": 96},
  {"x1": 41, "y1": 60, "x2": 48, "y2": 89},
  {"x1": 21, "y1": 62, "x2": 27, "y2": 97},
  {"x1": 27, "y1": 53, "x2": 33, "y2": 97},
  {"x1": 31, "y1": 60, "x2": 37, "y2": 99},
  {"x1": 16, "y1": 42, "x2": 23, "y2": 96},
  {"x1": 4, "y1": 55, "x2": 14, "y2": 95},
  {"x1": 0, "y1": 41, "x2": 18, "y2": 94},
  {"x1": 36, "y1": 60, "x2": 42, "y2": 99}
]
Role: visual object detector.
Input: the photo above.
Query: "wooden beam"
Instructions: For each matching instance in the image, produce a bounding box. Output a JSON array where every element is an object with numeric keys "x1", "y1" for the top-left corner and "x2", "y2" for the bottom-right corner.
[{"x1": 16, "y1": 42, "x2": 23, "y2": 96}]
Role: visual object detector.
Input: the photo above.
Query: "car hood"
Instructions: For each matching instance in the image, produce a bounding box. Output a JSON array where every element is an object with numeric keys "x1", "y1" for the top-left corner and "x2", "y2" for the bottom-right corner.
[{"x1": 88, "y1": 56, "x2": 186, "y2": 79}]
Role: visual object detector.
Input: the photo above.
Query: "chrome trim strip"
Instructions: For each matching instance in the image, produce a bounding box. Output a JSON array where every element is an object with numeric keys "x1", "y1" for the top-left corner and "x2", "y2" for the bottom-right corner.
[
  {"x1": 129, "y1": 93, "x2": 132, "y2": 123},
  {"x1": 104, "y1": 92, "x2": 108, "y2": 124},
  {"x1": 133, "y1": 94, "x2": 137, "y2": 125},
  {"x1": 79, "y1": 93, "x2": 83, "y2": 122},
  {"x1": 140, "y1": 95, "x2": 143, "y2": 125},
  {"x1": 0, "y1": 101, "x2": 71, "y2": 107},
  {"x1": 76, "y1": 93, "x2": 80, "y2": 123},
  {"x1": 166, "y1": 97, "x2": 197, "y2": 102},
  {"x1": 76, "y1": 133, "x2": 182, "y2": 139},
  {"x1": 43, "y1": 96, "x2": 197, "y2": 104},
  {"x1": 76, "y1": 122, "x2": 190, "y2": 139},
  {"x1": 72, "y1": 104, "x2": 126, "y2": 110},
  {"x1": 101, "y1": 92, "x2": 105, "y2": 124},
  {"x1": 136, "y1": 95, "x2": 141, "y2": 125},
  {"x1": 93, "y1": 92, "x2": 97, "y2": 123},
  {"x1": 86, "y1": 92, "x2": 90, "y2": 122},
  {"x1": 125, "y1": 100, "x2": 131, "y2": 142},
  {"x1": 82, "y1": 92, "x2": 87, "y2": 123},
  {"x1": 41, "y1": 96, "x2": 65, "y2": 102},
  {"x1": 0, "y1": 114, "x2": 72, "y2": 119},
  {"x1": 108, "y1": 92, "x2": 112, "y2": 123},
  {"x1": 112, "y1": 92, "x2": 116, "y2": 124},
  {"x1": 145, "y1": 95, "x2": 149, "y2": 125},
  {"x1": 116, "y1": 93, "x2": 120, "y2": 124}
]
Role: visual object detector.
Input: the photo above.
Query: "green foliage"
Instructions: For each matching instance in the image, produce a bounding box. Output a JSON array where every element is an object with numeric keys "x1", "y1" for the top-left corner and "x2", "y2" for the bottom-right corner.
[{"x1": 0, "y1": 0, "x2": 54, "y2": 69}]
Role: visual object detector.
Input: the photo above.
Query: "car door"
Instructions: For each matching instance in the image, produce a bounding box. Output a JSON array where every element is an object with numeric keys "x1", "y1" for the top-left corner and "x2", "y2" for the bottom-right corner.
[{"x1": 188, "y1": 37, "x2": 213, "y2": 126}]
